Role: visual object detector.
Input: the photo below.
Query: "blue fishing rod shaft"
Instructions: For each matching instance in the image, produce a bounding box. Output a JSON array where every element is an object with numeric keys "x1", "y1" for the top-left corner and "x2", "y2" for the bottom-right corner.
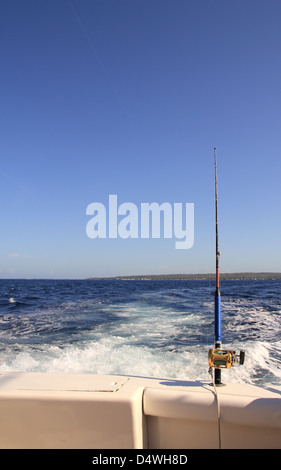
[{"x1": 214, "y1": 147, "x2": 222, "y2": 384}]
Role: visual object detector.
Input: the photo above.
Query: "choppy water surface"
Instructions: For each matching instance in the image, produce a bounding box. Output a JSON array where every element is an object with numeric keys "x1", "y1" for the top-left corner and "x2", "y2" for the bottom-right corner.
[{"x1": 1, "y1": 279, "x2": 281, "y2": 386}]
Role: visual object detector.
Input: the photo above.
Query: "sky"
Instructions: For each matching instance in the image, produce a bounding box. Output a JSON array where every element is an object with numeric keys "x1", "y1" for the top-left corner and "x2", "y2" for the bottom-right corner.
[{"x1": 0, "y1": 0, "x2": 281, "y2": 279}]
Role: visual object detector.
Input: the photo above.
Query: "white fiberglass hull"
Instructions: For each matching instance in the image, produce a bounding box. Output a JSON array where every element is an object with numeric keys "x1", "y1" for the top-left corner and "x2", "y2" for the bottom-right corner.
[{"x1": 0, "y1": 371, "x2": 280, "y2": 449}]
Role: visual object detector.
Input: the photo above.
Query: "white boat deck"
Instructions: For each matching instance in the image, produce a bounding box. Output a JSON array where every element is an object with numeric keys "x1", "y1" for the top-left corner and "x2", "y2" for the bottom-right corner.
[{"x1": 0, "y1": 371, "x2": 280, "y2": 449}]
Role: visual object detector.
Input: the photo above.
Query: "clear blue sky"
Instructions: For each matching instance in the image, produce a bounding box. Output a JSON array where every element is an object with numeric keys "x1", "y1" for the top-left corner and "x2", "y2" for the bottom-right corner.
[{"x1": 1, "y1": 0, "x2": 281, "y2": 279}]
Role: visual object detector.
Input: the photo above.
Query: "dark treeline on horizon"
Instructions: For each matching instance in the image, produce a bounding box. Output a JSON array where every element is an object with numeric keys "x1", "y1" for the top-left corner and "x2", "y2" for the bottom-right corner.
[{"x1": 87, "y1": 272, "x2": 281, "y2": 281}]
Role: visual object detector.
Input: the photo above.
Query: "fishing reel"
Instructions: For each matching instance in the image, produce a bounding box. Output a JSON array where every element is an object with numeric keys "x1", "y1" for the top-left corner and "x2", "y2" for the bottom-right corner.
[{"x1": 208, "y1": 348, "x2": 245, "y2": 369}]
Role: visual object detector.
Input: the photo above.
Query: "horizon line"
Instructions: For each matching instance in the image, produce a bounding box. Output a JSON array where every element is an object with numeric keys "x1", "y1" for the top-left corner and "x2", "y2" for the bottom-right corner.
[{"x1": 1, "y1": 271, "x2": 281, "y2": 281}]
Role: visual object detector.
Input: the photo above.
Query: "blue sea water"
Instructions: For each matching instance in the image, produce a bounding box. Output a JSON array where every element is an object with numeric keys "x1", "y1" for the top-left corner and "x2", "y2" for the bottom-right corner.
[{"x1": 0, "y1": 279, "x2": 281, "y2": 387}]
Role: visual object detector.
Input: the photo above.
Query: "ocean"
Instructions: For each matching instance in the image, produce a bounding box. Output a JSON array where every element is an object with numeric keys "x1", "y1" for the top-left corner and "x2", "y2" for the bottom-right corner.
[{"x1": 1, "y1": 278, "x2": 281, "y2": 387}]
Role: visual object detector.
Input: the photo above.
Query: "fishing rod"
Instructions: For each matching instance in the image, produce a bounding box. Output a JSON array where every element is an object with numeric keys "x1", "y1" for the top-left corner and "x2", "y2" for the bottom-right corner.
[
  {"x1": 214, "y1": 147, "x2": 222, "y2": 384},
  {"x1": 208, "y1": 147, "x2": 245, "y2": 385}
]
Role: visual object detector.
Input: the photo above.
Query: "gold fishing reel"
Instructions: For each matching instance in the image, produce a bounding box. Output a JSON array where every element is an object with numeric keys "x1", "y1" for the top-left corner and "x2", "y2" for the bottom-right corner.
[{"x1": 208, "y1": 348, "x2": 245, "y2": 369}]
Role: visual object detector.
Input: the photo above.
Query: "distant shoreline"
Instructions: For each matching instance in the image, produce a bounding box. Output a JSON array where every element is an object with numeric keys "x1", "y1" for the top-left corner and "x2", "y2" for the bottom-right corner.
[
  {"x1": 86, "y1": 272, "x2": 281, "y2": 281},
  {"x1": 2, "y1": 273, "x2": 281, "y2": 281}
]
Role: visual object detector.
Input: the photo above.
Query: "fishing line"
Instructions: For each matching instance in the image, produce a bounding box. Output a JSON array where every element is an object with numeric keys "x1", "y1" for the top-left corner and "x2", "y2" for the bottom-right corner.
[
  {"x1": 0, "y1": 169, "x2": 40, "y2": 202},
  {"x1": 67, "y1": 0, "x2": 141, "y2": 135},
  {"x1": 208, "y1": 367, "x2": 222, "y2": 449},
  {"x1": 68, "y1": 0, "x2": 111, "y2": 81}
]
